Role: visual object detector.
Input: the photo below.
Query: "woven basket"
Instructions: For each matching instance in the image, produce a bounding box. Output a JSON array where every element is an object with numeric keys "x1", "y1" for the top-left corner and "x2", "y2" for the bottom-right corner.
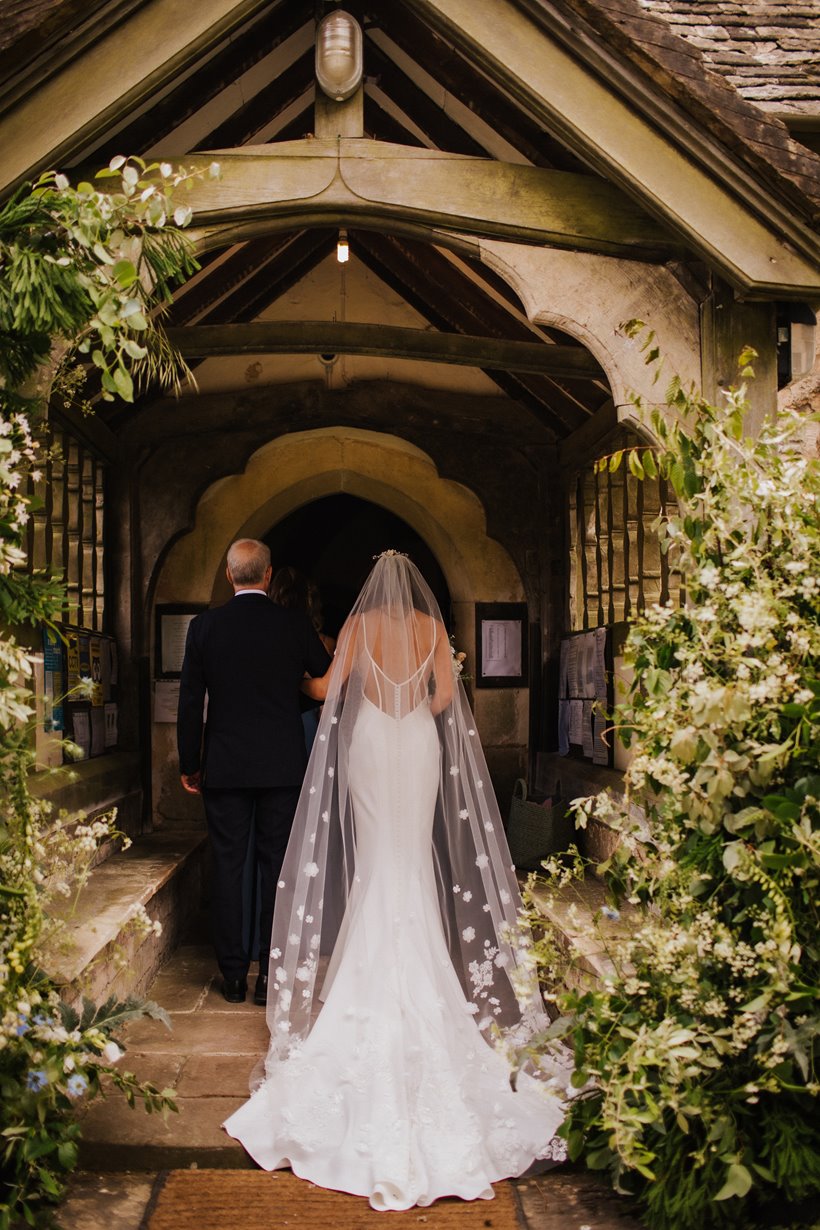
[{"x1": 505, "y1": 778, "x2": 574, "y2": 871}]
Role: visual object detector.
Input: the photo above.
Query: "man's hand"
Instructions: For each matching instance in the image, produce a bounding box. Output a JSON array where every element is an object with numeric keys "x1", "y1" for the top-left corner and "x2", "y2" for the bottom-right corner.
[{"x1": 180, "y1": 771, "x2": 202, "y2": 795}]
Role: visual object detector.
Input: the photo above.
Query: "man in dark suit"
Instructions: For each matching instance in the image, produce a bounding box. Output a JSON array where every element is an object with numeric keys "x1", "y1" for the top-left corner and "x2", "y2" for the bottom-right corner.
[{"x1": 177, "y1": 538, "x2": 332, "y2": 1005}]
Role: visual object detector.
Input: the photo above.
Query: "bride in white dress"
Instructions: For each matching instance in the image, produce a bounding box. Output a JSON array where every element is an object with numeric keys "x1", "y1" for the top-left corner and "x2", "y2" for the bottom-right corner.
[{"x1": 223, "y1": 551, "x2": 570, "y2": 1210}]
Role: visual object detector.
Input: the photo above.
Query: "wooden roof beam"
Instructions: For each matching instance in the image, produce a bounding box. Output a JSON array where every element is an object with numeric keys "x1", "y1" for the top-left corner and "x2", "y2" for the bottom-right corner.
[
  {"x1": 178, "y1": 143, "x2": 676, "y2": 262},
  {"x1": 402, "y1": 0, "x2": 820, "y2": 295},
  {"x1": 352, "y1": 232, "x2": 594, "y2": 431},
  {"x1": 378, "y1": 3, "x2": 585, "y2": 172},
  {"x1": 165, "y1": 320, "x2": 606, "y2": 378},
  {"x1": 78, "y1": 0, "x2": 308, "y2": 167}
]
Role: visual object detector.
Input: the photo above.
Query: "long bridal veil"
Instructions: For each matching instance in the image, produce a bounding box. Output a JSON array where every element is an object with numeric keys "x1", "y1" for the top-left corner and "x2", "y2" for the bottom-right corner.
[{"x1": 260, "y1": 551, "x2": 552, "y2": 1078}]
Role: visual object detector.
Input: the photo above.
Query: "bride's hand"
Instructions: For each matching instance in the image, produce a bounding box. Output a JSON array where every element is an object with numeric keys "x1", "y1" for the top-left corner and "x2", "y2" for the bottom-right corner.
[{"x1": 301, "y1": 674, "x2": 328, "y2": 701}]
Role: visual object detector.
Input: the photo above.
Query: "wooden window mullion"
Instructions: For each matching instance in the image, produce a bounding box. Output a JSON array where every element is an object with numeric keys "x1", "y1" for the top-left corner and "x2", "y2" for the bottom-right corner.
[{"x1": 593, "y1": 466, "x2": 604, "y2": 628}]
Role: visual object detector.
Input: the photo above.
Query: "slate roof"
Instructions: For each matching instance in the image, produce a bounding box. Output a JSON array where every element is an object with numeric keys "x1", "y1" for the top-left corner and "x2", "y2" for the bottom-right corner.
[
  {"x1": 641, "y1": 0, "x2": 820, "y2": 115},
  {"x1": 552, "y1": 0, "x2": 820, "y2": 220},
  {"x1": 0, "y1": 0, "x2": 104, "y2": 57}
]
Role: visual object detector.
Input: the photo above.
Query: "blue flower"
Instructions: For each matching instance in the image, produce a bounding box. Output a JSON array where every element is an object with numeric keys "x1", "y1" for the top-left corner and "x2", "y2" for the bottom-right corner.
[
  {"x1": 66, "y1": 1074, "x2": 88, "y2": 1099},
  {"x1": 15, "y1": 1017, "x2": 29, "y2": 1037},
  {"x1": 32, "y1": 1013, "x2": 53, "y2": 1027},
  {"x1": 601, "y1": 905, "x2": 621, "y2": 922},
  {"x1": 26, "y1": 1069, "x2": 49, "y2": 1092}
]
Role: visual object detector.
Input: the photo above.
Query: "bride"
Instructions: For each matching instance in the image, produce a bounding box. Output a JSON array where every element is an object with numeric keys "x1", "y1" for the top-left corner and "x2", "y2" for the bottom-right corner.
[{"x1": 223, "y1": 551, "x2": 570, "y2": 1210}]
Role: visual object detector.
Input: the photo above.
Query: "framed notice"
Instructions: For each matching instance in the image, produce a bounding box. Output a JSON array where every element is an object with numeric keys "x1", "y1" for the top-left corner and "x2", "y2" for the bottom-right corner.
[
  {"x1": 155, "y1": 604, "x2": 207, "y2": 679},
  {"x1": 474, "y1": 602, "x2": 528, "y2": 689}
]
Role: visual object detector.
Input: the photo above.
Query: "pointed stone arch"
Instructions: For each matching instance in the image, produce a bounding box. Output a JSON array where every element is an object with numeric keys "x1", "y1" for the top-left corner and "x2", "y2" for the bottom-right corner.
[{"x1": 152, "y1": 426, "x2": 530, "y2": 823}]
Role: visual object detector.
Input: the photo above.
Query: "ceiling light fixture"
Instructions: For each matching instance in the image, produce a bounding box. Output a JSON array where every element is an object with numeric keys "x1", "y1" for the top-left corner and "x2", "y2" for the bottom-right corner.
[
  {"x1": 337, "y1": 228, "x2": 349, "y2": 263},
  {"x1": 316, "y1": 10, "x2": 363, "y2": 102}
]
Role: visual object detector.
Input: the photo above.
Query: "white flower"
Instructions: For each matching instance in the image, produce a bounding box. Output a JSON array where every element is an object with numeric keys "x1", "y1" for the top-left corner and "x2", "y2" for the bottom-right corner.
[
  {"x1": 295, "y1": 965, "x2": 311, "y2": 983},
  {"x1": 102, "y1": 1041, "x2": 123, "y2": 1064},
  {"x1": 462, "y1": 927, "x2": 476, "y2": 942},
  {"x1": 477, "y1": 780, "x2": 483, "y2": 789},
  {"x1": 475, "y1": 854, "x2": 489, "y2": 870},
  {"x1": 328, "y1": 768, "x2": 335, "y2": 778},
  {"x1": 465, "y1": 1003, "x2": 479, "y2": 1015},
  {"x1": 322, "y1": 811, "x2": 329, "y2": 822},
  {"x1": 288, "y1": 933, "x2": 300, "y2": 945},
  {"x1": 459, "y1": 809, "x2": 469, "y2": 819},
  {"x1": 271, "y1": 948, "x2": 281, "y2": 959},
  {"x1": 468, "y1": 728, "x2": 475, "y2": 736},
  {"x1": 449, "y1": 765, "x2": 459, "y2": 777},
  {"x1": 462, "y1": 891, "x2": 472, "y2": 903},
  {"x1": 309, "y1": 786, "x2": 316, "y2": 795},
  {"x1": 499, "y1": 889, "x2": 511, "y2": 905},
  {"x1": 304, "y1": 862, "x2": 319, "y2": 878},
  {"x1": 275, "y1": 967, "x2": 287, "y2": 982},
  {"x1": 331, "y1": 716, "x2": 338, "y2": 724},
  {"x1": 297, "y1": 906, "x2": 305, "y2": 921},
  {"x1": 319, "y1": 734, "x2": 326, "y2": 742},
  {"x1": 278, "y1": 880, "x2": 286, "y2": 889},
  {"x1": 484, "y1": 822, "x2": 494, "y2": 832},
  {"x1": 453, "y1": 884, "x2": 461, "y2": 893}
]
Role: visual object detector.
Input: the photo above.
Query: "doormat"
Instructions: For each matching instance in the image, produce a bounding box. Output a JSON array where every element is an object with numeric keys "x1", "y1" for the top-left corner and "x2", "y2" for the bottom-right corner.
[{"x1": 144, "y1": 1169, "x2": 523, "y2": 1229}]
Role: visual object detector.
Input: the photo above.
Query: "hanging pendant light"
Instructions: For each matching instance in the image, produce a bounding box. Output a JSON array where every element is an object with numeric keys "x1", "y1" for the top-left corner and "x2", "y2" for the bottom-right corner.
[{"x1": 337, "y1": 228, "x2": 350, "y2": 263}]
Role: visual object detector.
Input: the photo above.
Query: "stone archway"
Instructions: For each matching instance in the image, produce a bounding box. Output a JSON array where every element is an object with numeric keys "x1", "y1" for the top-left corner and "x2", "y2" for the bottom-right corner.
[{"x1": 152, "y1": 426, "x2": 530, "y2": 824}]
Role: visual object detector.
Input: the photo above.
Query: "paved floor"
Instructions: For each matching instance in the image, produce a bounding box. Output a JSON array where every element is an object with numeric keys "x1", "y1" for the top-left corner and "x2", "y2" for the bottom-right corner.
[{"x1": 58, "y1": 945, "x2": 642, "y2": 1229}]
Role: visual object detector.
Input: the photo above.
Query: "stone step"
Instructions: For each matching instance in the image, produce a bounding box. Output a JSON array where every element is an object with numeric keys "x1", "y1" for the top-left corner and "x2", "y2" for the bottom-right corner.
[
  {"x1": 78, "y1": 946, "x2": 263, "y2": 1171},
  {"x1": 42, "y1": 827, "x2": 208, "y2": 1008},
  {"x1": 528, "y1": 873, "x2": 639, "y2": 982}
]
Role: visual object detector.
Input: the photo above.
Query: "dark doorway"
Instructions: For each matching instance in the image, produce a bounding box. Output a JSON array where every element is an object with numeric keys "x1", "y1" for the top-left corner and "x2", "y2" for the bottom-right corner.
[{"x1": 263, "y1": 494, "x2": 451, "y2": 638}]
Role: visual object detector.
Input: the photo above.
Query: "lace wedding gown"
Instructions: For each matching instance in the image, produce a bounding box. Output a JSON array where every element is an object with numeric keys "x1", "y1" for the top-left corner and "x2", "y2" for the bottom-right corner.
[{"x1": 223, "y1": 555, "x2": 569, "y2": 1210}]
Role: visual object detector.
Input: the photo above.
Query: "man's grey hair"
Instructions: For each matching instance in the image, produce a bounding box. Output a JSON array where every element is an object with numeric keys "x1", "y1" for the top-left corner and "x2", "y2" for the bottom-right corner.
[{"x1": 226, "y1": 539, "x2": 271, "y2": 587}]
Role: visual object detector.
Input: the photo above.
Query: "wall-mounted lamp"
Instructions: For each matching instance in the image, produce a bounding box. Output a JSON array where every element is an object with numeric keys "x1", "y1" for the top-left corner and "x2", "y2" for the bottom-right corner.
[
  {"x1": 337, "y1": 228, "x2": 350, "y2": 263},
  {"x1": 316, "y1": 10, "x2": 363, "y2": 102}
]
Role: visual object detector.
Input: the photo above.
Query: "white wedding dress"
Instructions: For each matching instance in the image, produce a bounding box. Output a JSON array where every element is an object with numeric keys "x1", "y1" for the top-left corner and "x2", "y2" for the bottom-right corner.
[{"x1": 223, "y1": 623, "x2": 567, "y2": 1210}]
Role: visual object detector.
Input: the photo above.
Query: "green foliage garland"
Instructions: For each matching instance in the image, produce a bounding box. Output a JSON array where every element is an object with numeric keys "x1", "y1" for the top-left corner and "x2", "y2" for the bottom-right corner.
[
  {"x1": 523, "y1": 338, "x2": 819, "y2": 1230},
  {"x1": 0, "y1": 158, "x2": 213, "y2": 1227}
]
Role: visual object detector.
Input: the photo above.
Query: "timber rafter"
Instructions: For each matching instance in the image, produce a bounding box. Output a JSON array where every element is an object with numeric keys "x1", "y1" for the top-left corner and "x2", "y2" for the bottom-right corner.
[
  {"x1": 178, "y1": 142, "x2": 676, "y2": 261},
  {"x1": 164, "y1": 320, "x2": 606, "y2": 379}
]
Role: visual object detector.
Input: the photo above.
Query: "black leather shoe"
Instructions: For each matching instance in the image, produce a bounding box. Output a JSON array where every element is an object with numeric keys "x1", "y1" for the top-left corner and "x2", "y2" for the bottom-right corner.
[
  {"x1": 221, "y1": 977, "x2": 247, "y2": 1003},
  {"x1": 254, "y1": 973, "x2": 268, "y2": 1006}
]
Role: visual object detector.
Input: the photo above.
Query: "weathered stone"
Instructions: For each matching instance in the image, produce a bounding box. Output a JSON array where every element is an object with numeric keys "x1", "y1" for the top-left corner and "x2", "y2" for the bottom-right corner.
[
  {"x1": 124, "y1": 1008, "x2": 270, "y2": 1056},
  {"x1": 55, "y1": 1173, "x2": 156, "y2": 1230},
  {"x1": 515, "y1": 1172, "x2": 643, "y2": 1229},
  {"x1": 176, "y1": 1053, "x2": 258, "y2": 1098},
  {"x1": 41, "y1": 828, "x2": 208, "y2": 1006},
  {"x1": 78, "y1": 1096, "x2": 252, "y2": 1171}
]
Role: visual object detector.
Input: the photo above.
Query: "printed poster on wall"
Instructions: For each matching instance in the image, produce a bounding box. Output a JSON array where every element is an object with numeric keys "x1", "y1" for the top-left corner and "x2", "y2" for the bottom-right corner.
[{"x1": 41, "y1": 626, "x2": 64, "y2": 733}]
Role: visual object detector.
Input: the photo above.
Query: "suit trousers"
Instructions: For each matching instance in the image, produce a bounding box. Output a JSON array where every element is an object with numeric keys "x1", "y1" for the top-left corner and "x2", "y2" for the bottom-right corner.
[{"x1": 202, "y1": 785, "x2": 301, "y2": 981}]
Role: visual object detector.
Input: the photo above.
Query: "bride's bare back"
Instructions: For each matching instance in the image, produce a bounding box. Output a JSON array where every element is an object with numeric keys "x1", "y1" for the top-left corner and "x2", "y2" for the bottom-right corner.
[{"x1": 358, "y1": 607, "x2": 452, "y2": 717}]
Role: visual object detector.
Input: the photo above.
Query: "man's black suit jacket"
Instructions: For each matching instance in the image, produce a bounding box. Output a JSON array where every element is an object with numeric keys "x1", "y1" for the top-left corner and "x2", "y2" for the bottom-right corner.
[{"x1": 177, "y1": 593, "x2": 332, "y2": 789}]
